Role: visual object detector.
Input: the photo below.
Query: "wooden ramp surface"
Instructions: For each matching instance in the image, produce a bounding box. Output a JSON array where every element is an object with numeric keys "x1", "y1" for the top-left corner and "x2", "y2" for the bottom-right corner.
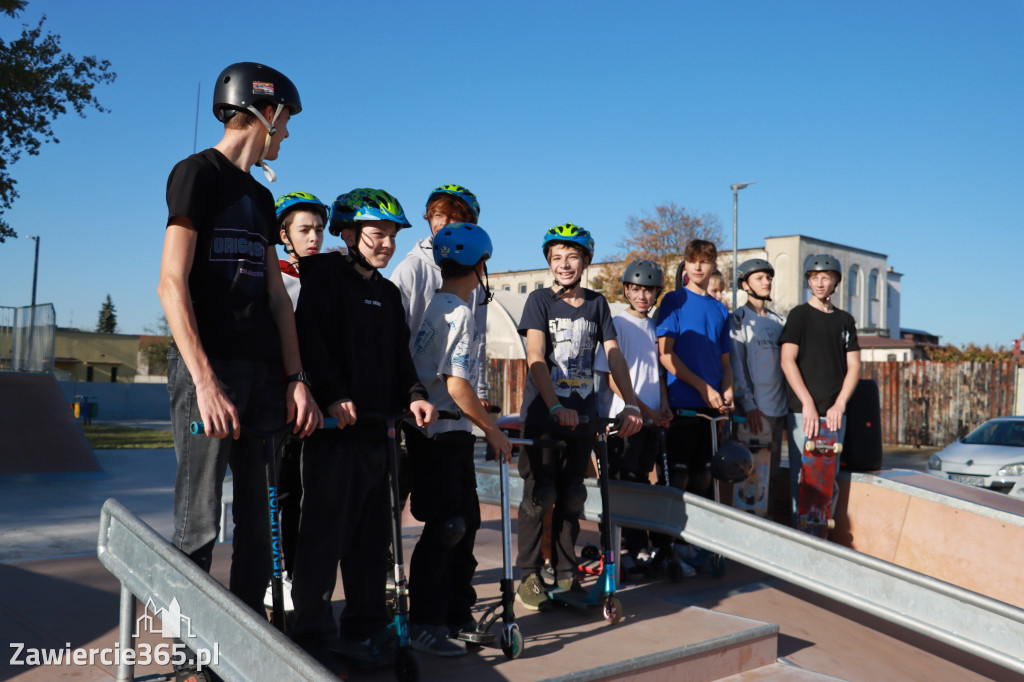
[{"x1": 0, "y1": 373, "x2": 99, "y2": 475}]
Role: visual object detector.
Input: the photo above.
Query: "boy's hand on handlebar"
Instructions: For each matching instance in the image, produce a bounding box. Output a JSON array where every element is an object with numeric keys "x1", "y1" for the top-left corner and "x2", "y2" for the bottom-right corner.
[
  {"x1": 615, "y1": 410, "x2": 644, "y2": 438},
  {"x1": 290, "y1": 383, "x2": 322, "y2": 437},
  {"x1": 328, "y1": 400, "x2": 357, "y2": 429},
  {"x1": 655, "y1": 406, "x2": 673, "y2": 429},
  {"x1": 551, "y1": 405, "x2": 578, "y2": 429},
  {"x1": 486, "y1": 427, "x2": 513, "y2": 463},
  {"x1": 410, "y1": 400, "x2": 437, "y2": 428}
]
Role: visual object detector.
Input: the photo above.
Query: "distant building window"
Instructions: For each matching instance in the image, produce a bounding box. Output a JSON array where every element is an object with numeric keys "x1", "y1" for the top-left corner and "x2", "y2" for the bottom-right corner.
[
  {"x1": 869, "y1": 269, "x2": 880, "y2": 300},
  {"x1": 86, "y1": 366, "x2": 94, "y2": 382},
  {"x1": 519, "y1": 284, "x2": 527, "y2": 294},
  {"x1": 848, "y1": 264, "x2": 861, "y2": 303},
  {"x1": 503, "y1": 285, "x2": 511, "y2": 291},
  {"x1": 887, "y1": 353, "x2": 897, "y2": 362},
  {"x1": 535, "y1": 282, "x2": 544, "y2": 290},
  {"x1": 110, "y1": 367, "x2": 118, "y2": 383}
]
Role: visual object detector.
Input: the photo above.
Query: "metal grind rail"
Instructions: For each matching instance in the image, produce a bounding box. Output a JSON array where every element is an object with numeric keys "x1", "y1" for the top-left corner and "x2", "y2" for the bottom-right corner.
[
  {"x1": 475, "y1": 462, "x2": 1024, "y2": 675},
  {"x1": 97, "y1": 498, "x2": 334, "y2": 682}
]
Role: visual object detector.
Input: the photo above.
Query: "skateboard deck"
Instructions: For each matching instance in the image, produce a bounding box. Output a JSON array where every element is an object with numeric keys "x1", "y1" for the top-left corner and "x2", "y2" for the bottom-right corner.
[
  {"x1": 733, "y1": 422, "x2": 770, "y2": 516},
  {"x1": 796, "y1": 418, "x2": 842, "y2": 538}
]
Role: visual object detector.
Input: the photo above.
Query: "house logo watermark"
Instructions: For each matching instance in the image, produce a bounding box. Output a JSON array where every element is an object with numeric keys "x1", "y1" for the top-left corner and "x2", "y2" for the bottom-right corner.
[{"x1": 10, "y1": 595, "x2": 219, "y2": 670}]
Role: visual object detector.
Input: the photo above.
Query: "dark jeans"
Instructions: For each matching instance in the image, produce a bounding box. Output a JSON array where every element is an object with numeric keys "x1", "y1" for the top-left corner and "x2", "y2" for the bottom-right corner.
[
  {"x1": 405, "y1": 429, "x2": 480, "y2": 628},
  {"x1": 607, "y1": 429, "x2": 658, "y2": 556},
  {"x1": 278, "y1": 436, "x2": 303, "y2": 573},
  {"x1": 516, "y1": 425, "x2": 595, "y2": 580},
  {"x1": 289, "y1": 423, "x2": 390, "y2": 643},
  {"x1": 167, "y1": 345, "x2": 285, "y2": 615}
]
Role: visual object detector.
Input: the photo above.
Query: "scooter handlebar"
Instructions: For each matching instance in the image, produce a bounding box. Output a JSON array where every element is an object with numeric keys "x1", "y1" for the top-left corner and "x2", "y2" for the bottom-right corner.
[{"x1": 191, "y1": 409, "x2": 463, "y2": 435}]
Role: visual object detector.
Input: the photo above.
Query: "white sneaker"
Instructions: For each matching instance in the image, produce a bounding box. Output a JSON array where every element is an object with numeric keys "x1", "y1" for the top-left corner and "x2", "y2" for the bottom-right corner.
[
  {"x1": 409, "y1": 624, "x2": 467, "y2": 657},
  {"x1": 674, "y1": 544, "x2": 699, "y2": 563},
  {"x1": 678, "y1": 560, "x2": 697, "y2": 578},
  {"x1": 263, "y1": 572, "x2": 295, "y2": 611}
]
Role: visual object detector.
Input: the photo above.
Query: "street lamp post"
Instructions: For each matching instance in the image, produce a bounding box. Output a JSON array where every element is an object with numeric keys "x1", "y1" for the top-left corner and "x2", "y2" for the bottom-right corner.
[
  {"x1": 729, "y1": 182, "x2": 756, "y2": 311},
  {"x1": 25, "y1": 235, "x2": 40, "y2": 371}
]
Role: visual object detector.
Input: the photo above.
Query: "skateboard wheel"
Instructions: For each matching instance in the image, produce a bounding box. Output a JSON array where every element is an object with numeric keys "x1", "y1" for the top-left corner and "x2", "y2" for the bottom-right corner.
[
  {"x1": 501, "y1": 624, "x2": 524, "y2": 659},
  {"x1": 834, "y1": 443, "x2": 843, "y2": 455},
  {"x1": 804, "y1": 439, "x2": 816, "y2": 452},
  {"x1": 827, "y1": 519, "x2": 836, "y2": 529},
  {"x1": 395, "y1": 648, "x2": 420, "y2": 682},
  {"x1": 603, "y1": 596, "x2": 624, "y2": 624}
]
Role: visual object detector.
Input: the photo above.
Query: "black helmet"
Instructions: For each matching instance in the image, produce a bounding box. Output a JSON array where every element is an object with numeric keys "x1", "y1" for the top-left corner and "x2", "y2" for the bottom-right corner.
[
  {"x1": 737, "y1": 258, "x2": 774, "y2": 283},
  {"x1": 711, "y1": 440, "x2": 753, "y2": 483},
  {"x1": 805, "y1": 254, "x2": 842, "y2": 283},
  {"x1": 213, "y1": 62, "x2": 301, "y2": 123},
  {"x1": 622, "y1": 259, "x2": 664, "y2": 287}
]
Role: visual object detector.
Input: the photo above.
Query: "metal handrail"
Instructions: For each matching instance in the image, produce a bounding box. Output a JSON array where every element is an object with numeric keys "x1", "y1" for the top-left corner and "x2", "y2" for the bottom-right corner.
[
  {"x1": 97, "y1": 498, "x2": 334, "y2": 682},
  {"x1": 475, "y1": 462, "x2": 1024, "y2": 674}
]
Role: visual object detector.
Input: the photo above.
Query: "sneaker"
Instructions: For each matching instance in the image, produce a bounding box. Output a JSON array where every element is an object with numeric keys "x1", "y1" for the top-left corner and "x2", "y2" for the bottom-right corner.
[
  {"x1": 263, "y1": 572, "x2": 295, "y2": 612},
  {"x1": 330, "y1": 630, "x2": 394, "y2": 669},
  {"x1": 620, "y1": 554, "x2": 644, "y2": 582},
  {"x1": 516, "y1": 572, "x2": 552, "y2": 611},
  {"x1": 409, "y1": 624, "x2": 468, "y2": 657},
  {"x1": 556, "y1": 576, "x2": 587, "y2": 594},
  {"x1": 635, "y1": 549, "x2": 653, "y2": 565},
  {"x1": 448, "y1": 617, "x2": 479, "y2": 640},
  {"x1": 675, "y1": 543, "x2": 700, "y2": 563}
]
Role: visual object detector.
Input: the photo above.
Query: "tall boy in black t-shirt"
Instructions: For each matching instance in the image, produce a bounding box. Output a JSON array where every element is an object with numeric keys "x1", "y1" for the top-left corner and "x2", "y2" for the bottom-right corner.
[
  {"x1": 779, "y1": 254, "x2": 861, "y2": 524},
  {"x1": 157, "y1": 61, "x2": 322, "y2": 676}
]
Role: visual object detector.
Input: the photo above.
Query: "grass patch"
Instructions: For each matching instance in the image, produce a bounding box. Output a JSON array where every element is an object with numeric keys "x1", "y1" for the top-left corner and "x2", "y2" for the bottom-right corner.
[{"x1": 83, "y1": 425, "x2": 175, "y2": 450}]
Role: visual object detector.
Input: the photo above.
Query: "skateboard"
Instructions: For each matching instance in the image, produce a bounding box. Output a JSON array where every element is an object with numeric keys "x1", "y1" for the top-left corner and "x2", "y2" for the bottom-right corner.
[
  {"x1": 796, "y1": 418, "x2": 843, "y2": 538},
  {"x1": 733, "y1": 423, "x2": 771, "y2": 517}
]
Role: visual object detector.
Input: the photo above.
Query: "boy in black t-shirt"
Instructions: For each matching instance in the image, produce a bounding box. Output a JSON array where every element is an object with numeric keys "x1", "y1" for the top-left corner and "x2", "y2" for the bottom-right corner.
[
  {"x1": 779, "y1": 254, "x2": 861, "y2": 525},
  {"x1": 514, "y1": 224, "x2": 642, "y2": 612},
  {"x1": 158, "y1": 62, "x2": 322, "y2": 678}
]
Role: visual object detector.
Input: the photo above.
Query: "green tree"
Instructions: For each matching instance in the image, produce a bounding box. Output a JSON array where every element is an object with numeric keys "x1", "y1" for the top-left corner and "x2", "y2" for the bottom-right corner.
[
  {"x1": 591, "y1": 202, "x2": 723, "y2": 302},
  {"x1": 140, "y1": 315, "x2": 172, "y2": 376},
  {"x1": 0, "y1": 0, "x2": 116, "y2": 242},
  {"x1": 96, "y1": 294, "x2": 117, "y2": 333}
]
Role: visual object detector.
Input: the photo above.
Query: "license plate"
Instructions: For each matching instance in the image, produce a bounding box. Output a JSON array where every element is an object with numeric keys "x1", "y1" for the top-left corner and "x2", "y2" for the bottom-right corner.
[{"x1": 949, "y1": 473, "x2": 986, "y2": 487}]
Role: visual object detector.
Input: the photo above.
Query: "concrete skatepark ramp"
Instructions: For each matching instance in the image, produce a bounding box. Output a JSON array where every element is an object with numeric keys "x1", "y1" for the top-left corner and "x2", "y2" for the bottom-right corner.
[{"x1": 0, "y1": 373, "x2": 100, "y2": 475}]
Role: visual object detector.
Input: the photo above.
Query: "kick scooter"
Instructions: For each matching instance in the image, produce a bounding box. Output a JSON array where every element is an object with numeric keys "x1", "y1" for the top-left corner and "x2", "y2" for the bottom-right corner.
[{"x1": 672, "y1": 409, "x2": 750, "y2": 577}]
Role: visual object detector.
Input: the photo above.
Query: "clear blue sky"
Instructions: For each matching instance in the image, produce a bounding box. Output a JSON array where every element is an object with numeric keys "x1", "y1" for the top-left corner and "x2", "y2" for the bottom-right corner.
[{"x1": 1, "y1": 1, "x2": 1021, "y2": 347}]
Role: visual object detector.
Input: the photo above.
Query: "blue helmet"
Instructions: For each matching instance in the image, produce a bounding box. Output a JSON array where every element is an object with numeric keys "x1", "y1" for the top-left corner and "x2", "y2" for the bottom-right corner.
[
  {"x1": 542, "y1": 223, "x2": 595, "y2": 258},
  {"x1": 274, "y1": 191, "x2": 328, "y2": 224},
  {"x1": 433, "y1": 223, "x2": 493, "y2": 267},
  {"x1": 329, "y1": 188, "x2": 412, "y2": 236},
  {"x1": 426, "y1": 184, "x2": 480, "y2": 221}
]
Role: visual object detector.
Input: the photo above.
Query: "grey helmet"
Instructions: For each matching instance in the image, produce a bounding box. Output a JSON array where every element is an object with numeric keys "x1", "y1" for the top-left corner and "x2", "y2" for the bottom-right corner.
[
  {"x1": 805, "y1": 254, "x2": 842, "y2": 283},
  {"x1": 711, "y1": 440, "x2": 753, "y2": 483},
  {"x1": 622, "y1": 259, "x2": 665, "y2": 287},
  {"x1": 737, "y1": 258, "x2": 774, "y2": 283}
]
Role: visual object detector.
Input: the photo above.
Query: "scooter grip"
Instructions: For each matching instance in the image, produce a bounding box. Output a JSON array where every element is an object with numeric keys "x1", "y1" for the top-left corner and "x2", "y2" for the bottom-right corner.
[{"x1": 437, "y1": 409, "x2": 463, "y2": 421}]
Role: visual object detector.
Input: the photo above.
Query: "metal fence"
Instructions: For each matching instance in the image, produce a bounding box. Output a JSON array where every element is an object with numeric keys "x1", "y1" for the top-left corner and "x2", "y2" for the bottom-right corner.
[
  {"x1": 0, "y1": 304, "x2": 56, "y2": 372},
  {"x1": 486, "y1": 357, "x2": 1020, "y2": 447},
  {"x1": 862, "y1": 360, "x2": 1019, "y2": 446}
]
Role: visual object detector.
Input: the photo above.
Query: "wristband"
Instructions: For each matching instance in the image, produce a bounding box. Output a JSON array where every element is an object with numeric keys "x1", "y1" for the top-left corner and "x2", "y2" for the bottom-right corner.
[
  {"x1": 623, "y1": 404, "x2": 641, "y2": 415},
  {"x1": 286, "y1": 371, "x2": 311, "y2": 387},
  {"x1": 549, "y1": 404, "x2": 563, "y2": 414}
]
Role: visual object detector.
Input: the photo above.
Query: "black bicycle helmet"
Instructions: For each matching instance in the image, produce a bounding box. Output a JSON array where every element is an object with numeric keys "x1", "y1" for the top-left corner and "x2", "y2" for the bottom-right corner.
[
  {"x1": 213, "y1": 62, "x2": 301, "y2": 122},
  {"x1": 711, "y1": 440, "x2": 753, "y2": 483},
  {"x1": 737, "y1": 258, "x2": 774, "y2": 283},
  {"x1": 622, "y1": 259, "x2": 665, "y2": 287}
]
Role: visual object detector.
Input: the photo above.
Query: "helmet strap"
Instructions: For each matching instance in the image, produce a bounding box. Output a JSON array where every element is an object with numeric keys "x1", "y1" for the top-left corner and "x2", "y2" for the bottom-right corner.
[
  {"x1": 247, "y1": 103, "x2": 284, "y2": 182},
  {"x1": 343, "y1": 225, "x2": 377, "y2": 274},
  {"x1": 476, "y1": 264, "x2": 493, "y2": 306},
  {"x1": 551, "y1": 278, "x2": 581, "y2": 301}
]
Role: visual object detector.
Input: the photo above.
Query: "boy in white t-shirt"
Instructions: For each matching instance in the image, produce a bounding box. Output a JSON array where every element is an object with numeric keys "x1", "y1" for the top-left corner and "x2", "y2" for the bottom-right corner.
[
  {"x1": 595, "y1": 260, "x2": 673, "y2": 576},
  {"x1": 406, "y1": 223, "x2": 512, "y2": 657}
]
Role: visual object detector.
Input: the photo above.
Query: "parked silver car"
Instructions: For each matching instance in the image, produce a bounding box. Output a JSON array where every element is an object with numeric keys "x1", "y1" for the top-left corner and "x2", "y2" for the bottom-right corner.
[{"x1": 926, "y1": 417, "x2": 1024, "y2": 499}]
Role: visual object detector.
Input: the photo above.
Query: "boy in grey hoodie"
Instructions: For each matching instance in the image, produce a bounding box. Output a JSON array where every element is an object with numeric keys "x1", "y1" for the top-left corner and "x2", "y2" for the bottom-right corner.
[{"x1": 390, "y1": 184, "x2": 489, "y2": 405}]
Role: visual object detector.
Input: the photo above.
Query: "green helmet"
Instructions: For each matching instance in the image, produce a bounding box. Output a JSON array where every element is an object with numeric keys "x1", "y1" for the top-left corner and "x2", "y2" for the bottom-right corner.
[
  {"x1": 329, "y1": 188, "x2": 412, "y2": 237},
  {"x1": 542, "y1": 223, "x2": 595, "y2": 258},
  {"x1": 425, "y1": 184, "x2": 480, "y2": 221},
  {"x1": 275, "y1": 191, "x2": 328, "y2": 225}
]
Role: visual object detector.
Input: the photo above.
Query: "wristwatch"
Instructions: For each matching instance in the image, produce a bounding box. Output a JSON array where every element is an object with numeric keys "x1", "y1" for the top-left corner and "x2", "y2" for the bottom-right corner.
[{"x1": 286, "y1": 371, "x2": 311, "y2": 387}]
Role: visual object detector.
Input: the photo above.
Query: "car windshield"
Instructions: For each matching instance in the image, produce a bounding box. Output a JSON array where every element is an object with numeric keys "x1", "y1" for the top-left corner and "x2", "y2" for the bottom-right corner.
[{"x1": 962, "y1": 421, "x2": 1024, "y2": 447}]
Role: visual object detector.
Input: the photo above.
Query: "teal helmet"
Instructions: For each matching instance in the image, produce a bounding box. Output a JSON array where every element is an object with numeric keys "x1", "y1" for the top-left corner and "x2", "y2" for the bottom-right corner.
[
  {"x1": 426, "y1": 184, "x2": 480, "y2": 221},
  {"x1": 275, "y1": 191, "x2": 328, "y2": 225},
  {"x1": 433, "y1": 223, "x2": 493, "y2": 267},
  {"x1": 542, "y1": 223, "x2": 595, "y2": 258},
  {"x1": 329, "y1": 188, "x2": 412, "y2": 236}
]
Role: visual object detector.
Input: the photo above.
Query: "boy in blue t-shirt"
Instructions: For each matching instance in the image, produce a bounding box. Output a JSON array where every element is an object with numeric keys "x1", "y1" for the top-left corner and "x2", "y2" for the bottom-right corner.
[
  {"x1": 515, "y1": 224, "x2": 643, "y2": 611},
  {"x1": 656, "y1": 239, "x2": 733, "y2": 500}
]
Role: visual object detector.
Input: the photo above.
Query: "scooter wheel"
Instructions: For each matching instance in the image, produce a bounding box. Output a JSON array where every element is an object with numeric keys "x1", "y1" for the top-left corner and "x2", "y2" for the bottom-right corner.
[
  {"x1": 581, "y1": 543, "x2": 601, "y2": 561},
  {"x1": 711, "y1": 554, "x2": 726, "y2": 578},
  {"x1": 501, "y1": 624, "x2": 524, "y2": 659},
  {"x1": 603, "y1": 596, "x2": 623, "y2": 624},
  {"x1": 394, "y1": 648, "x2": 420, "y2": 682}
]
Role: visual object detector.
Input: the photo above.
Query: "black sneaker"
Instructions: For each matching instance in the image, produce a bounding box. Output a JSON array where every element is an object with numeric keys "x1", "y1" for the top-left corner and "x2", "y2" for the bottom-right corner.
[
  {"x1": 409, "y1": 623, "x2": 468, "y2": 657},
  {"x1": 330, "y1": 629, "x2": 395, "y2": 669}
]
